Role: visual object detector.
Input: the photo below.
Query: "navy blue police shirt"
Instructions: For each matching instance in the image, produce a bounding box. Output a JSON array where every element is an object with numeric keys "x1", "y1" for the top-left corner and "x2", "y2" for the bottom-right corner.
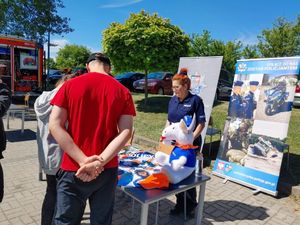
[{"x1": 168, "y1": 92, "x2": 206, "y2": 147}]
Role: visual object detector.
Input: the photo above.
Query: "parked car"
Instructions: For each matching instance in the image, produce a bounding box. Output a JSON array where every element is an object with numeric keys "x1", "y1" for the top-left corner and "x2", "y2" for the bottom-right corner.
[
  {"x1": 293, "y1": 79, "x2": 300, "y2": 107},
  {"x1": 215, "y1": 69, "x2": 234, "y2": 100},
  {"x1": 47, "y1": 69, "x2": 64, "y2": 81},
  {"x1": 133, "y1": 72, "x2": 173, "y2": 95},
  {"x1": 115, "y1": 72, "x2": 145, "y2": 91},
  {"x1": 216, "y1": 78, "x2": 233, "y2": 100},
  {"x1": 45, "y1": 69, "x2": 65, "y2": 90}
]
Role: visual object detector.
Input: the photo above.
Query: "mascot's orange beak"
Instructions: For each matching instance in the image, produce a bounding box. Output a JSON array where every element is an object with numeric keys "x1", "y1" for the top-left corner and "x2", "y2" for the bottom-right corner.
[{"x1": 160, "y1": 136, "x2": 166, "y2": 142}]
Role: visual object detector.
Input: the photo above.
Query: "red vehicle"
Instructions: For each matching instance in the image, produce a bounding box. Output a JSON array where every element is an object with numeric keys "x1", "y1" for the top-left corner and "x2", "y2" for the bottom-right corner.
[
  {"x1": 133, "y1": 72, "x2": 173, "y2": 95},
  {"x1": 0, "y1": 35, "x2": 43, "y2": 96},
  {"x1": 23, "y1": 57, "x2": 36, "y2": 66},
  {"x1": 293, "y1": 79, "x2": 300, "y2": 107}
]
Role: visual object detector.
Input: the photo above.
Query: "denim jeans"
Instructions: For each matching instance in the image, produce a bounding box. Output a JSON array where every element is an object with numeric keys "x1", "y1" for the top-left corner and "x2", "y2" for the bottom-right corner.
[
  {"x1": 54, "y1": 167, "x2": 118, "y2": 225},
  {"x1": 41, "y1": 174, "x2": 57, "y2": 225}
]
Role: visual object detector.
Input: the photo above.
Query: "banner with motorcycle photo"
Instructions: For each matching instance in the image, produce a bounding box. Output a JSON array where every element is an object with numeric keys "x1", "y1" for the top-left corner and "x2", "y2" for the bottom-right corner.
[{"x1": 212, "y1": 56, "x2": 300, "y2": 196}]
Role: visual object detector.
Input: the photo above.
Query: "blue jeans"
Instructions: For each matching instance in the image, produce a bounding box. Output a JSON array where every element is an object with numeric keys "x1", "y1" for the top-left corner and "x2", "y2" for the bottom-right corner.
[{"x1": 54, "y1": 168, "x2": 118, "y2": 225}]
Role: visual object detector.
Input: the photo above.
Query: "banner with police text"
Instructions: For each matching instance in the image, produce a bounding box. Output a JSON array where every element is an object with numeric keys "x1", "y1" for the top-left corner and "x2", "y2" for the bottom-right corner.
[
  {"x1": 179, "y1": 56, "x2": 223, "y2": 150},
  {"x1": 212, "y1": 57, "x2": 300, "y2": 196}
]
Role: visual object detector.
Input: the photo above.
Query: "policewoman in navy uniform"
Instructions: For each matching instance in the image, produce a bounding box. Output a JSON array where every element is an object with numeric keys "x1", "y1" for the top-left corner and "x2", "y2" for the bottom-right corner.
[
  {"x1": 228, "y1": 80, "x2": 243, "y2": 118},
  {"x1": 243, "y1": 81, "x2": 259, "y2": 119},
  {"x1": 167, "y1": 68, "x2": 206, "y2": 216}
]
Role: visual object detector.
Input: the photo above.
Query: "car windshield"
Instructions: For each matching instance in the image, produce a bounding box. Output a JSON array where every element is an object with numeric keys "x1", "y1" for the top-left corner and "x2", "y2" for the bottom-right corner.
[
  {"x1": 115, "y1": 72, "x2": 134, "y2": 79},
  {"x1": 48, "y1": 70, "x2": 61, "y2": 76},
  {"x1": 148, "y1": 72, "x2": 163, "y2": 79}
]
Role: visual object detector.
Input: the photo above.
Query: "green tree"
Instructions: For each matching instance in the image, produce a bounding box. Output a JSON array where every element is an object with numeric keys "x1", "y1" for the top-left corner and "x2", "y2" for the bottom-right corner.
[
  {"x1": 242, "y1": 45, "x2": 260, "y2": 59},
  {"x1": 0, "y1": 0, "x2": 73, "y2": 42},
  {"x1": 257, "y1": 16, "x2": 300, "y2": 57},
  {"x1": 189, "y1": 31, "x2": 214, "y2": 56},
  {"x1": 190, "y1": 30, "x2": 242, "y2": 74},
  {"x1": 56, "y1": 44, "x2": 91, "y2": 70},
  {"x1": 102, "y1": 10, "x2": 190, "y2": 99},
  {"x1": 223, "y1": 41, "x2": 242, "y2": 72},
  {"x1": 45, "y1": 58, "x2": 57, "y2": 69}
]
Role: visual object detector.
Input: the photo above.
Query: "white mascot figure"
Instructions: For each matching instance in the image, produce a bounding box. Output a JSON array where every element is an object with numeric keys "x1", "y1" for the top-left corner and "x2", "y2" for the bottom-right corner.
[{"x1": 155, "y1": 114, "x2": 197, "y2": 184}]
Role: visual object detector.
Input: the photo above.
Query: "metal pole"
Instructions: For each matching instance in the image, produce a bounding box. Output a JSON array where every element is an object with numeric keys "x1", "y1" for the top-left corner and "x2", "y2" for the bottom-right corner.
[{"x1": 47, "y1": 30, "x2": 50, "y2": 78}]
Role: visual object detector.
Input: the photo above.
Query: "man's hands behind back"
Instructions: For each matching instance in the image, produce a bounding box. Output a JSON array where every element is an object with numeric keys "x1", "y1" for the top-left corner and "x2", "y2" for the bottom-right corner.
[{"x1": 75, "y1": 155, "x2": 104, "y2": 182}]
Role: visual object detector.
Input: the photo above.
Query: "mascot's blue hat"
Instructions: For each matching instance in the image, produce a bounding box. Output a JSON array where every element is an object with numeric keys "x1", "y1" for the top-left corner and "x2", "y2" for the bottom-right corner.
[
  {"x1": 234, "y1": 80, "x2": 243, "y2": 87},
  {"x1": 249, "y1": 81, "x2": 259, "y2": 86}
]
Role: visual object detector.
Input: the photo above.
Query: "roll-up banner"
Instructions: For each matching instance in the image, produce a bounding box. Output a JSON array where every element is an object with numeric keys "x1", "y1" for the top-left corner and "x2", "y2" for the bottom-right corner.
[
  {"x1": 179, "y1": 56, "x2": 223, "y2": 151},
  {"x1": 213, "y1": 57, "x2": 300, "y2": 196}
]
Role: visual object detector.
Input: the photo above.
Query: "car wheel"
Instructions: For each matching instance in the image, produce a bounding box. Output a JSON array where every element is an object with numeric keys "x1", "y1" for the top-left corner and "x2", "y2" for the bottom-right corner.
[
  {"x1": 215, "y1": 90, "x2": 219, "y2": 101},
  {"x1": 158, "y1": 87, "x2": 164, "y2": 95},
  {"x1": 265, "y1": 105, "x2": 273, "y2": 116}
]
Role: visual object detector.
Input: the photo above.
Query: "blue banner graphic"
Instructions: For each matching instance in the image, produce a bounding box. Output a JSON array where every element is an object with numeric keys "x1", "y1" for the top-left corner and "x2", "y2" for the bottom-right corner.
[{"x1": 213, "y1": 57, "x2": 300, "y2": 195}]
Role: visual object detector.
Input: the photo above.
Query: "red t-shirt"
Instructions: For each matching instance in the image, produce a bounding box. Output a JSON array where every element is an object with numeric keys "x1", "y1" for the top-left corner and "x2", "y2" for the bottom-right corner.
[{"x1": 51, "y1": 72, "x2": 136, "y2": 171}]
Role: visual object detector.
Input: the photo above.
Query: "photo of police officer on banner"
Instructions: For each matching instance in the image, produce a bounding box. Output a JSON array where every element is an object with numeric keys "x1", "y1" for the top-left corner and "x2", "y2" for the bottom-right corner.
[{"x1": 228, "y1": 80, "x2": 259, "y2": 119}]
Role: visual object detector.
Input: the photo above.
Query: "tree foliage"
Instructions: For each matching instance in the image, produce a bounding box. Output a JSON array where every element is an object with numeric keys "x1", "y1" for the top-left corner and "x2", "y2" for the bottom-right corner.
[
  {"x1": 189, "y1": 30, "x2": 242, "y2": 73},
  {"x1": 257, "y1": 16, "x2": 300, "y2": 57},
  {"x1": 55, "y1": 44, "x2": 91, "y2": 69},
  {"x1": 0, "y1": 0, "x2": 73, "y2": 42},
  {"x1": 45, "y1": 58, "x2": 57, "y2": 69},
  {"x1": 242, "y1": 45, "x2": 260, "y2": 59},
  {"x1": 102, "y1": 11, "x2": 190, "y2": 74}
]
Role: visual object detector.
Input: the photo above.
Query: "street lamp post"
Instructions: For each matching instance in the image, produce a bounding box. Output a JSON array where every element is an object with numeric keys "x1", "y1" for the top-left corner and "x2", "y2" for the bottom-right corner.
[
  {"x1": 47, "y1": 30, "x2": 50, "y2": 78},
  {"x1": 46, "y1": 30, "x2": 58, "y2": 90}
]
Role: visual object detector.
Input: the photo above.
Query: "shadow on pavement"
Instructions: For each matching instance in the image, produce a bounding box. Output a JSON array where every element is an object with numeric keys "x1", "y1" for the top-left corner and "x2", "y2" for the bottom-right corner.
[
  {"x1": 6, "y1": 129, "x2": 36, "y2": 142},
  {"x1": 112, "y1": 191, "x2": 269, "y2": 225},
  {"x1": 203, "y1": 200, "x2": 269, "y2": 222}
]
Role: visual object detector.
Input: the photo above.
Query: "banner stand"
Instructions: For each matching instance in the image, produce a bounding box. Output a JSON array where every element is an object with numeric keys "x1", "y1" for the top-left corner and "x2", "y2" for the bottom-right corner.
[
  {"x1": 252, "y1": 189, "x2": 261, "y2": 195},
  {"x1": 212, "y1": 56, "x2": 300, "y2": 196},
  {"x1": 212, "y1": 171, "x2": 278, "y2": 196},
  {"x1": 221, "y1": 176, "x2": 267, "y2": 196}
]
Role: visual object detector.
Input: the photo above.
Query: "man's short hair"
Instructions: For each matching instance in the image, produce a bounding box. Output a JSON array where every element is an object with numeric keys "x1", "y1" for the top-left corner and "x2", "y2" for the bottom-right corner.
[{"x1": 86, "y1": 52, "x2": 111, "y2": 66}]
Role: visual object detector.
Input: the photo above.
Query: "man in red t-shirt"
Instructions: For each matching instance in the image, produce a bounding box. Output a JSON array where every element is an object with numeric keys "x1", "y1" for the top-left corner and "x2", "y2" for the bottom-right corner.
[{"x1": 49, "y1": 53, "x2": 135, "y2": 225}]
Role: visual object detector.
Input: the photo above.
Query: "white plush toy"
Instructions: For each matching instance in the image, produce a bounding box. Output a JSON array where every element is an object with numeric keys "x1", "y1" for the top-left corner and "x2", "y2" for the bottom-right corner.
[{"x1": 155, "y1": 114, "x2": 197, "y2": 184}]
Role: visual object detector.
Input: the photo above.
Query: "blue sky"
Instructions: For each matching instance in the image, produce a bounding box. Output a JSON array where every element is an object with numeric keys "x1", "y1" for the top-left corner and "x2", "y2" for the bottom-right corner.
[{"x1": 48, "y1": 0, "x2": 299, "y2": 58}]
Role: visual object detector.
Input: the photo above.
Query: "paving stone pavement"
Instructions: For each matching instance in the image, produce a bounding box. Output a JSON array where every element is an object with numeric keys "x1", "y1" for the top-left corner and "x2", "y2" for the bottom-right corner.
[{"x1": 1, "y1": 116, "x2": 300, "y2": 225}]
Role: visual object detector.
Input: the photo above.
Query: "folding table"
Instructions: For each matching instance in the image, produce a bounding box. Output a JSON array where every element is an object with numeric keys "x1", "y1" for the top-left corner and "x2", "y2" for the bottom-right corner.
[
  {"x1": 123, "y1": 173, "x2": 210, "y2": 225},
  {"x1": 6, "y1": 104, "x2": 26, "y2": 133}
]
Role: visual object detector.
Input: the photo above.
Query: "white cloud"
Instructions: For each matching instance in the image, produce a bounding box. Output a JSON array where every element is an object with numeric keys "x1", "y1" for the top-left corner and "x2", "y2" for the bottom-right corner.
[
  {"x1": 236, "y1": 32, "x2": 259, "y2": 46},
  {"x1": 99, "y1": 0, "x2": 143, "y2": 9},
  {"x1": 43, "y1": 39, "x2": 69, "y2": 59},
  {"x1": 87, "y1": 45, "x2": 101, "y2": 54}
]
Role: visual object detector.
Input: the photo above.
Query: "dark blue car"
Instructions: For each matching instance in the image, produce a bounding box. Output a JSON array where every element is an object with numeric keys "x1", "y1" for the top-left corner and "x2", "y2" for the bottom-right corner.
[
  {"x1": 47, "y1": 69, "x2": 64, "y2": 81},
  {"x1": 45, "y1": 69, "x2": 65, "y2": 90},
  {"x1": 115, "y1": 72, "x2": 145, "y2": 91}
]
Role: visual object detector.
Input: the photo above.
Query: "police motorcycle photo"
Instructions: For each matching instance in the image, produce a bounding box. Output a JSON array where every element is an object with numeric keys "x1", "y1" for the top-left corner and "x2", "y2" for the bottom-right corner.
[
  {"x1": 247, "y1": 136, "x2": 279, "y2": 159},
  {"x1": 264, "y1": 81, "x2": 289, "y2": 116}
]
